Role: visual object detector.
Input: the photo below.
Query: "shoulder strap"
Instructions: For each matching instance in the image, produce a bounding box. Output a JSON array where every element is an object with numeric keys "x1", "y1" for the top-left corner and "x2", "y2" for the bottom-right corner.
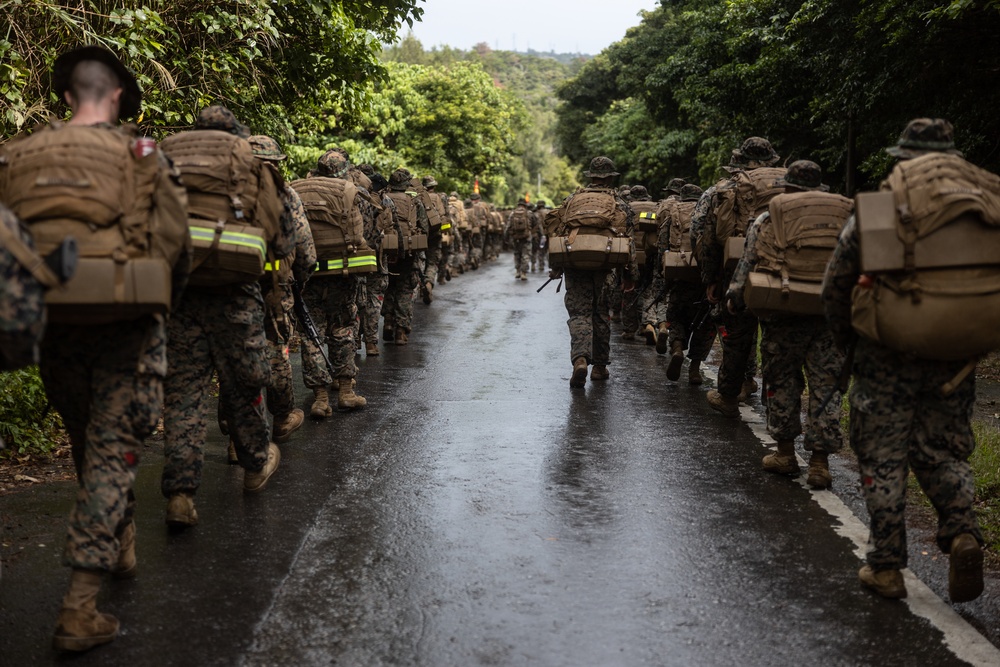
[{"x1": 0, "y1": 221, "x2": 60, "y2": 288}]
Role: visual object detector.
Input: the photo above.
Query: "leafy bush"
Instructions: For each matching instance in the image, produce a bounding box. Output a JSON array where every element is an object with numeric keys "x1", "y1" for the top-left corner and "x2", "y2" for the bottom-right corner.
[{"x1": 0, "y1": 367, "x2": 63, "y2": 457}]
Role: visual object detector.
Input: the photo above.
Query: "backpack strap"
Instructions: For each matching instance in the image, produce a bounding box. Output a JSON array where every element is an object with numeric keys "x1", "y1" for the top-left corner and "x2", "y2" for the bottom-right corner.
[{"x1": 0, "y1": 221, "x2": 60, "y2": 288}]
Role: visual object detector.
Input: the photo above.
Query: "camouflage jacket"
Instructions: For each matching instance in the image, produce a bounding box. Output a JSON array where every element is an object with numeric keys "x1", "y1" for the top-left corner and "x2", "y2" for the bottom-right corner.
[
  {"x1": 0, "y1": 202, "x2": 45, "y2": 371},
  {"x1": 692, "y1": 181, "x2": 729, "y2": 287},
  {"x1": 820, "y1": 215, "x2": 861, "y2": 351},
  {"x1": 726, "y1": 211, "x2": 767, "y2": 311}
]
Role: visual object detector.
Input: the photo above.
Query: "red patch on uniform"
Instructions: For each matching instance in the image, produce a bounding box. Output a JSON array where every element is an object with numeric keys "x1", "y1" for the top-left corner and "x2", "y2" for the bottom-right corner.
[
  {"x1": 767, "y1": 389, "x2": 776, "y2": 398},
  {"x1": 124, "y1": 452, "x2": 139, "y2": 467},
  {"x1": 253, "y1": 393, "x2": 263, "y2": 407},
  {"x1": 718, "y1": 326, "x2": 728, "y2": 339},
  {"x1": 862, "y1": 476, "x2": 874, "y2": 487}
]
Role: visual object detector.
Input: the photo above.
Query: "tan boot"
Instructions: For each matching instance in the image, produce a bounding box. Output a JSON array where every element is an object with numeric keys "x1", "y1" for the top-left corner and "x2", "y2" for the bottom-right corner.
[
  {"x1": 706, "y1": 390, "x2": 739, "y2": 417},
  {"x1": 763, "y1": 440, "x2": 799, "y2": 475},
  {"x1": 227, "y1": 439, "x2": 239, "y2": 464},
  {"x1": 643, "y1": 324, "x2": 657, "y2": 346},
  {"x1": 591, "y1": 365, "x2": 609, "y2": 381},
  {"x1": 738, "y1": 378, "x2": 759, "y2": 402},
  {"x1": 422, "y1": 281, "x2": 434, "y2": 305},
  {"x1": 655, "y1": 323, "x2": 669, "y2": 354},
  {"x1": 858, "y1": 565, "x2": 907, "y2": 599},
  {"x1": 806, "y1": 451, "x2": 832, "y2": 489},
  {"x1": 338, "y1": 379, "x2": 368, "y2": 410},
  {"x1": 244, "y1": 442, "x2": 281, "y2": 492},
  {"x1": 53, "y1": 569, "x2": 120, "y2": 652},
  {"x1": 949, "y1": 533, "x2": 984, "y2": 603},
  {"x1": 621, "y1": 331, "x2": 636, "y2": 341},
  {"x1": 310, "y1": 387, "x2": 332, "y2": 419},
  {"x1": 395, "y1": 330, "x2": 409, "y2": 345},
  {"x1": 666, "y1": 341, "x2": 685, "y2": 381},
  {"x1": 112, "y1": 521, "x2": 137, "y2": 580},
  {"x1": 365, "y1": 342, "x2": 380, "y2": 357},
  {"x1": 688, "y1": 361, "x2": 703, "y2": 385},
  {"x1": 166, "y1": 493, "x2": 198, "y2": 528},
  {"x1": 273, "y1": 408, "x2": 305, "y2": 443},
  {"x1": 570, "y1": 357, "x2": 588, "y2": 388}
]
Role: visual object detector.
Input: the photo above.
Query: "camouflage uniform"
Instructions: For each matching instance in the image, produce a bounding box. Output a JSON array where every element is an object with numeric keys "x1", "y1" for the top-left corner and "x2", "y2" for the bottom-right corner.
[
  {"x1": 0, "y1": 202, "x2": 51, "y2": 372},
  {"x1": 504, "y1": 200, "x2": 532, "y2": 279},
  {"x1": 468, "y1": 195, "x2": 487, "y2": 267},
  {"x1": 359, "y1": 174, "x2": 393, "y2": 352},
  {"x1": 384, "y1": 169, "x2": 430, "y2": 340},
  {"x1": 532, "y1": 202, "x2": 548, "y2": 272},
  {"x1": 162, "y1": 107, "x2": 294, "y2": 498},
  {"x1": 421, "y1": 177, "x2": 448, "y2": 290},
  {"x1": 822, "y1": 120, "x2": 984, "y2": 593},
  {"x1": 728, "y1": 162, "x2": 845, "y2": 462}
]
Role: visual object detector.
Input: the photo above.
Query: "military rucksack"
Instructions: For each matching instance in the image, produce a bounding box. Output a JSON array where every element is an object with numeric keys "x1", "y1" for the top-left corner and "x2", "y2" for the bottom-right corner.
[
  {"x1": 715, "y1": 167, "x2": 786, "y2": 267},
  {"x1": 852, "y1": 152, "x2": 1000, "y2": 360},
  {"x1": 384, "y1": 190, "x2": 429, "y2": 258},
  {"x1": 290, "y1": 177, "x2": 376, "y2": 275},
  {"x1": 631, "y1": 200, "x2": 659, "y2": 232},
  {"x1": 161, "y1": 129, "x2": 283, "y2": 286},
  {"x1": 547, "y1": 188, "x2": 631, "y2": 270},
  {"x1": 559, "y1": 188, "x2": 628, "y2": 233},
  {"x1": 0, "y1": 124, "x2": 188, "y2": 324},
  {"x1": 508, "y1": 207, "x2": 532, "y2": 240}
]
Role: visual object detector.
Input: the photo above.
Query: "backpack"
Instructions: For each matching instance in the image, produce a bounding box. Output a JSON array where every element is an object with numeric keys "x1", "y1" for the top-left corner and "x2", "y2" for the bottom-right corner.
[
  {"x1": 508, "y1": 207, "x2": 532, "y2": 239},
  {"x1": 548, "y1": 189, "x2": 631, "y2": 270},
  {"x1": 410, "y1": 180, "x2": 444, "y2": 229},
  {"x1": 161, "y1": 130, "x2": 282, "y2": 286},
  {"x1": 384, "y1": 190, "x2": 429, "y2": 257},
  {"x1": 715, "y1": 167, "x2": 787, "y2": 243},
  {"x1": 631, "y1": 200, "x2": 659, "y2": 232},
  {"x1": 560, "y1": 188, "x2": 627, "y2": 233},
  {"x1": 290, "y1": 177, "x2": 375, "y2": 275},
  {"x1": 658, "y1": 199, "x2": 699, "y2": 281},
  {"x1": 852, "y1": 152, "x2": 1000, "y2": 360},
  {"x1": 0, "y1": 124, "x2": 188, "y2": 324},
  {"x1": 0, "y1": 205, "x2": 55, "y2": 370}
]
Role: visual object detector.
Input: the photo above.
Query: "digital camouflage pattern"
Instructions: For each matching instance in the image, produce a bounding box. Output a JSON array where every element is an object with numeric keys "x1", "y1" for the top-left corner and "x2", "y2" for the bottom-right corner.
[
  {"x1": 40, "y1": 317, "x2": 166, "y2": 571},
  {"x1": 823, "y1": 216, "x2": 983, "y2": 569},
  {"x1": 162, "y1": 287, "x2": 272, "y2": 496},
  {"x1": 300, "y1": 276, "x2": 360, "y2": 387},
  {"x1": 665, "y1": 281, "x2": 716, "y2": 361},
  {"x1": 194, "y1": 105, "x2": 249, "y2": 138},
  {"x1": 384, "y1": 255, "x2": 421, "y2": 335},
  {"x1": 565, "y1": 268, "x2": 612, "y2": 365},
  {"x1": 0, "y1": 202, "x2": 46, "y2": 370}
]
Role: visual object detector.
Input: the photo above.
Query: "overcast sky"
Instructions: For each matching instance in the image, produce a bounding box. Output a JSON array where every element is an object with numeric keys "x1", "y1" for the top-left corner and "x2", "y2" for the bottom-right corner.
[{"x1": 397, "y1": 0, "x2": 661, "y2": 56}]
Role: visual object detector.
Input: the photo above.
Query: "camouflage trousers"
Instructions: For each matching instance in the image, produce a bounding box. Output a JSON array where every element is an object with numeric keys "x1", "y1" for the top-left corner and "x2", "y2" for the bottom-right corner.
[
  {"x1": 511, "y1": 238, "x2": 529, "y2": 276},
  {"x1": 564, "y1": 268, "x2": 611, "y2": 365},
  {"x1": 666, "y1": 281, "x2": 716, "y2": 361},
  {"x1": 301, "y1": 275, "x2": 359, "y2": 388},
  {"x1": 717, "y1": 308, "x2": 759, "y2": 398},
  {"x1": 469, "y1": 232, "x2": 484, "y2": 265},
  {"x1": 40, "y1": 317, "x2": 164, "y2": 571},
  {"x1": 644, "y1": 270, "x2": 668, "y2": 327},
  {"x1": 359, "y1": 273, "x2": 388, "y2": 346},
  {"x1": 437, "y1": 239, "x2": 453, "y2": 282},
  {"x1": 384, "y1": 255, "x2": 419, "y2": 334},
  {"x1": 850, "y1": 340, "x2": 982, "y2": 570},
  {"x1": 163, "y1": 287, "x2": 271, "y2": 496},
  {"x1": 606, "y1": 272, "x2": 624, "y2": 320},
  {"x1": 759, "y1": 316, "x2": 844, "y2": 452},
  {"x1": 264, "y1": 299, "x2": 295, "y2": 419},
  {"x1": 425, "y1": 236, "x2": 443, "y2": 285},
  {"x1": 531, "y1": 237, "x2": 546, "y2": 271}
]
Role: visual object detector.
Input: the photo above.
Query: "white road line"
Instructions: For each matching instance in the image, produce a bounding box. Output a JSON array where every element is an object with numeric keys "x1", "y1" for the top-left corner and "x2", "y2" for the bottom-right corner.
[{"x1": 702, "y1": 364, "x2": 1000, "y2": 667}]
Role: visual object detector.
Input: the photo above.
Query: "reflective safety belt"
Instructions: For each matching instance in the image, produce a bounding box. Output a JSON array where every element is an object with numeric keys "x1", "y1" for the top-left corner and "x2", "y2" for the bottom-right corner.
[
  {"x1": 189, "y1": 225, "x2": 267, "y2": 260},
  {"x1": 315, "y1": 254, "x2": 378, "y2": 272},
  {"x1": 441, "y1": 222, "x2": 452, "y2": 230},
  {"x1": 639, "y1": 211, "x2": 657, "y2": 222},
  {"x1": 265, "y1": 260, "x2": 281, "y2": 271}
]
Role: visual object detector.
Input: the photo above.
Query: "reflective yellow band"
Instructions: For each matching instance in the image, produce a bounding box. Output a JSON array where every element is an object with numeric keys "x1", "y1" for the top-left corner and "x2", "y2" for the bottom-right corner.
[
  {"x1": 639, "y1": 212, "x2": 657, "y2": 220},
  {"x1": 441, "y1": 223, "x2": 452, "y2": 230},
  {"x1": 264, "y1": 260, "x2": 281, "y2": 271},
  {"x1": 190, "y1": 226, "x2": 267, "y2": 260},
  {"x1": 315, "y1": 254, "x2": 378, "y2": 272}
]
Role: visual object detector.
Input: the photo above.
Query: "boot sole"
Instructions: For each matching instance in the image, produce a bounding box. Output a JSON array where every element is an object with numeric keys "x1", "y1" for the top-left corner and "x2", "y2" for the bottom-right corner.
[
  {"x1": 570, "y1": 365, "x2": 588, "y2": 388},
  {"x1": 244, "y1": 448, "x2": 281, "y2": 493},
  {"x1": 859, "y1": 567, "x2": 907, "y2": 599},
  {"x1": 165, "y1": 514, "x2": 198, "y2": 528},
  {"x1": 950, "y1": 537, "x2": 984, "y2": 603},
  {"x1": 53, "y1": 630, "x2": 118, "y2": 652},
  {"x1": 655, "y1": 335, "x2": 668, "y2": 355},
  {"x1": 666, "y1": 354, "x2": 684, "y2": 381},
  {"x1": 273, "y1": 411, "x2": 305, "y2": 443}
]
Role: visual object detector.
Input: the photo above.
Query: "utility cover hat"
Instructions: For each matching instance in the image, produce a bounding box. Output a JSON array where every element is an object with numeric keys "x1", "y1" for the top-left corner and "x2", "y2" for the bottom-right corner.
[
  {"x1": 731, "y1": 136, "x2": 780, "y2": 167},
  {"x1": 662, "y1": 178, "x2": 686, "y2": 194},
  {"x1": 317, "y1": 150, "x2": 350, "y2": 179},
  {"x1": 52, "y1": 45, "x2": 142, "y2": 120},
  {"x1": 248, "y1": 135, "x2": 286, "y2": 162},
  {"x1": 679, "y1": 184, "x2": 704, "y2": 202},
  {"x1": 195, "y1": 105, "x2": 250, "y2": 138},
  {"x1": 886, "y1": 118, "x2": 963, "y2": 159},
  {"x1": 776, "y1": 160, "x2": 829, "y2": 192},
  {"x1": 584, "y1": 156, "x2": 620, "y2": 178}
]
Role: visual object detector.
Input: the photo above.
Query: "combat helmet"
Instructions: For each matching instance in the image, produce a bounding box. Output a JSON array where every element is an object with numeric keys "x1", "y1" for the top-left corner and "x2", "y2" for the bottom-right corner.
[{"x1": 776, "y1": 160, "x2": 829, "y2": 192}]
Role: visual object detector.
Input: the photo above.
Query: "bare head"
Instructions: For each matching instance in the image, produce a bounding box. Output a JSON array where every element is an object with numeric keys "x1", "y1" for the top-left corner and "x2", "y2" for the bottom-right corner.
[
  {"x1": 64, "y1": 60, "x2": 123, "y2": 117},
  {"x1": 52, "y1": 46, "x2": 141, "y2": 124}
]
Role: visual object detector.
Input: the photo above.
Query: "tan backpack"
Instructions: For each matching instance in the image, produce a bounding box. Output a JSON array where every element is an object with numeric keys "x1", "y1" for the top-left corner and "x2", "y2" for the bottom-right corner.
[
  {"x1": 715, "y1": 167, "x2": 787, "y2": 243},
  {"x1": 161, "y1": 130, "x2": 282, "y2": 286},
  {"x1": 852, "y1": 153, "x2": 1000, "y2": 360},
  {"x1": 658, "y1": 199, "x2": 699, "y2": 281},
  {"x1": 548, "y1": 189, "x2": 630, "y2": 270},
  {"x1": 508, "y1": 206, "x2": 532, "y2": 239},
  {"x1": 560, "y1": 188, "x2": 628, "y2": 233},
  {"x1": 290, "y1": 177, "x2": 375, "y2": 275},
  {"x1": 384, "y1": 190, "x2": 429, "y2": 257},
  {"x1": 0, "y1": 124, "x2": 188, "y2": 324},
  {"x1": 631, "y1": 200, "x2": 659, "y2": 232}
]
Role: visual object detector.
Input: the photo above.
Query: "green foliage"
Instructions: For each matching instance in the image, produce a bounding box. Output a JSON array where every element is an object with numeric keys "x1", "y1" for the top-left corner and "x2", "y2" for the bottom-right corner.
[{"x1": 0, "y1": 368, "x2": 63, "y2": 457}]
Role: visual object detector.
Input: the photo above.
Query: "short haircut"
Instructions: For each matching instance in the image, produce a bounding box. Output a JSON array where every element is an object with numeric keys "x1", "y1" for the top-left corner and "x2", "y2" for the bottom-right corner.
[{"x1": 68, "y1": 60, "x2": 121, "y2": 103}]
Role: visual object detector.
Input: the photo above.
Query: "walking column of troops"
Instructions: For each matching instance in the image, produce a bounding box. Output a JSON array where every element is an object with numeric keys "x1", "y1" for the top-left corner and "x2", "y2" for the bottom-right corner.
[
  {"x1": 0, "y1": 46, "x2": 514, "y2": 653},
  {"x1": 0, "y1": 45, "x2": 998, "y2": 654}
]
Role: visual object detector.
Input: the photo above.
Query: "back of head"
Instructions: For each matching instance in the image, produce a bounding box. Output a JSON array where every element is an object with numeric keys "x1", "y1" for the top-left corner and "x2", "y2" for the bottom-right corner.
[{"x1": 52, "y1": 45, "x2": 142, "y2": 120}]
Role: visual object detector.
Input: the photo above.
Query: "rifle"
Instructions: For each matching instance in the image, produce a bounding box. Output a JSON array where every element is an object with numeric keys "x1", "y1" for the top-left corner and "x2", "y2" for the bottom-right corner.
[
  {"x1": 687, "y1": 299, "x2": 712, "y2": 350},
  {"x1": 812, "y1": 337, "x2": 856, "y2": 419},
  {"x1": 290, "y1": 279, "x2": 336, "y2": 378},
  {"x1": 537, "y1": 275, "x2": 563, "y2": 293}
]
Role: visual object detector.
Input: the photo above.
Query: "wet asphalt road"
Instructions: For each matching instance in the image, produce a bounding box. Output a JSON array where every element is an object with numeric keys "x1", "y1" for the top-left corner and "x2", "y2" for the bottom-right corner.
[{"x1": 1, "y1": 257, "x2": 998, "y2": 666}]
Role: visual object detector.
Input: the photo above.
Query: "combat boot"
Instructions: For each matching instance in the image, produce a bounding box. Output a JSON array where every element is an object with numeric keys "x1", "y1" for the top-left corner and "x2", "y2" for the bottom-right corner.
[
  {"x1": 227, "y1": 439, "x2": 238, "y2": 464},
  {"x1": 610, "y1": 310, "x2": 621, "y2": 323},
  {"x1": 688, "y1": 361, "x2": 703, "y2": 385},
  {"x1": 382, "y1": 325, "x2": 394, "y2": 342},
  {"x1": 421, "y1": 281, "x2": 434, "y2": 305},
  {"x1": 806, "y1": 451, "x2": 832, "y2": 489},
  {"x1": 643, "y1": 324, "x2": 656, "y2": 346},
  {"x1": 738, "y1": 378, "x2": 759, "y2": 403},
  {"x1": 666, "y1": 341, "x2": 685, "y2": 381},
  {"x1": 273, "y1": 408, "x2": 305, "y2": 443},
  {"x1": 706, "y1": 390, "x2": 740, "y2": 417},
  {"x1": 165, "y1": 493, "x2": 198, "y2": 528},
  {"x1": 763, "y1": 440, "x2": 799, "y2": 474},
  {"x1": 395, "y1": 330, "x2": 409, "y2": 345},
  {"x1": 570, "y1": 357, "x2": 588, "y2": 388},
  {"x1": 858, "y1": 565, "x2": 907, "y2": 599},
  {"x1": 655, "y1": 323, "x2": 669, "y2": 354},
  {"x1": 366, "y1": 342, "x2": 380, "y2": 357},
  {"x1": 112, "y1": 521, "x2": 137, "y2": 580},
  {"x1": 591, "y1": 365, "x2": 609, "y2": 381},
  {"x1": 53, "y1": 569, "x2": 119, "y2": 652},
  {"x1": 310, "y1": 387, "x2": 332, "y2": 418},
  {"x1": 338, "y1": 379, "x2": 368, "y2": 410},
  {"x1": 530, "y1": 262, "x2": 536, "y2": 272},
  {"x1": 520, "y1": 273, "x2": 528, "y2": 281},
  {"x1": 621, "y1": 330, "x2": 636, "y2": 341},
  {"x1": 244, "y1": 442, "x2": 281, "y2": 492},
  {"x1": 949, "y1": 533, "x2": 984, "y2": 603}
]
